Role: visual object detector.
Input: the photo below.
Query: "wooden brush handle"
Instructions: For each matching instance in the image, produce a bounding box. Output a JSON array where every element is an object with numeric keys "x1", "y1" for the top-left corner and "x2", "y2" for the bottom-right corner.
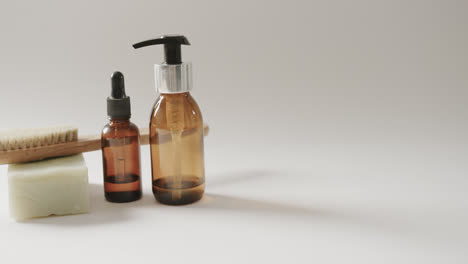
[{"x1": 0, "y1": 124, "x2": 210, "y2": 165}]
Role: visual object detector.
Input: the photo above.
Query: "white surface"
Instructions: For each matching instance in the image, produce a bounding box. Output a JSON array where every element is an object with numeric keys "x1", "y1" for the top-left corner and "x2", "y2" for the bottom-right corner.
[
  {"x1": 8, "y1": 154, "x2": 89, "y2": 220},
  {"x1": 0, "y1": 0, "x2": 467, "y2": 263},
  {"x1": 1, "y1": 142, "x2": 467, "y2": 263}
]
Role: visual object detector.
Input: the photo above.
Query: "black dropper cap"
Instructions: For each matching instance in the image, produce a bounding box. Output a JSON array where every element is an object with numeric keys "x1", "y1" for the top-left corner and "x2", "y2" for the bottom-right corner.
[
  {"x1": 107, "y1": 71, "x2": 131, "y2": 119},
  {"x1": 133, "y1": 35, "x2": 190, "y2": 65}
]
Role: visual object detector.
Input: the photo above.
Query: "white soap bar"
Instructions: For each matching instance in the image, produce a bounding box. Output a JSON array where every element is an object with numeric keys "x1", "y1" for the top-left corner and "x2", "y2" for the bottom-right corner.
[{"x1": 8, "y1": 154, "x2": 89, "y2": 220}]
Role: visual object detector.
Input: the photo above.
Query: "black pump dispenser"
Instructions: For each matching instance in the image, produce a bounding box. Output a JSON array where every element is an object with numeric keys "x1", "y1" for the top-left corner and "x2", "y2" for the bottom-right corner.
[
  {"x1": 133, "y1": 35, "x2": 190, "y2": 64},
  {"x1": 107, "y1": 71, "x2": 131, "y2": 119},
  {"x1": 134, "y1": 34, "x2": 206, "y2": 205}
]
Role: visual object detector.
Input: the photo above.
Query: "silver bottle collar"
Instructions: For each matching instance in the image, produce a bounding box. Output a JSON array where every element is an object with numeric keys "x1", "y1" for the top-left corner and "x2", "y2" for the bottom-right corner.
[{"x1": 154, "y1": 62, "x2": 192, "y2": 94}]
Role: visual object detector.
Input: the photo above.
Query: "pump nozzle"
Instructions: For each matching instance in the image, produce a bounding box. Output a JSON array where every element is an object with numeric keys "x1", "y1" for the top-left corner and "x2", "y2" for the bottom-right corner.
[
  {"x1": 133, "y1": 35, "x2": 190, "y2": 65},
  {"x1": 133, "y1": 34, "x2": 192, "y2": 93}
]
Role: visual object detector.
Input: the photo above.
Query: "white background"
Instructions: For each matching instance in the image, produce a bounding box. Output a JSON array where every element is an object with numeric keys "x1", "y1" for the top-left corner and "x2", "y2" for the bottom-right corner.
[{"x1": 0, "y1": 0, "x2": 467, "y2": 263}]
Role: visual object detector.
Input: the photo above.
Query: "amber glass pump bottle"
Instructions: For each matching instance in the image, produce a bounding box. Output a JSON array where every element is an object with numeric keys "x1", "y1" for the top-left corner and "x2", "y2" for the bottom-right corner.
[
  {"x1": 133, "y1": 35, "x2": 205, "y2": 205},
  {"x1": 101, "y1": 71, "x2": 142, "y2": 203}
]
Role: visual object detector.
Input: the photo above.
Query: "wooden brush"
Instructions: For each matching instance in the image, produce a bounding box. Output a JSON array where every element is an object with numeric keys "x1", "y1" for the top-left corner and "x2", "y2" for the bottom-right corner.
[{"x1": 0, "y1": 124, "x2": 209, "y2": 165}]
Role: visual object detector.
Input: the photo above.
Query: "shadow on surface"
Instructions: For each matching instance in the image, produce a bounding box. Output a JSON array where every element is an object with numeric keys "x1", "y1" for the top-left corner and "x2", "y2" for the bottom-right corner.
[
  {"x1": 208, "y1": 169, "x2": 282, "y2": 187},
  {"x1": 25, "y1": 184, "x2": 157, "y2": 226},
  {"x1": 192, "y1": 193, "x2": 421, "y2": 237},
  {"x1": 193, "y1": 193, "x2": 342, "y2": 220},
  {"x1": 21, "y1": 170, "x2": 419, "y2": 236},
  {"x1": 23, "y1": 169, "x2": 280, "y2": 226}
]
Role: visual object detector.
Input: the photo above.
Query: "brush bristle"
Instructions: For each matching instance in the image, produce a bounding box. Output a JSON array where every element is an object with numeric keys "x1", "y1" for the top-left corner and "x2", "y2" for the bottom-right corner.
[{"x1": 0, "y1": 126, "x2": 78, "y2": 151}]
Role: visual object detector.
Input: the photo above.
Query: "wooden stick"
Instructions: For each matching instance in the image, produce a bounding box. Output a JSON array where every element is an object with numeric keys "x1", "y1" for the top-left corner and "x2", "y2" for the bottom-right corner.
[{"x1": 0, "y1": 124, "x2": 209, "y2": 165}]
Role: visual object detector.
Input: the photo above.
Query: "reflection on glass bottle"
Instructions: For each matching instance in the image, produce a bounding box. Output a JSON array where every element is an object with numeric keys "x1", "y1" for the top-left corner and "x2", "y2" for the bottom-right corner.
[
  {"x1": 150, "y1": 93, "x2": 205, "y2": 205},
  {"x1": 133, "y1": 34, "x2": 205, "y2": 205},
  {"x1": 101, "y1": 71, "x2": 142, "y2": 203}
]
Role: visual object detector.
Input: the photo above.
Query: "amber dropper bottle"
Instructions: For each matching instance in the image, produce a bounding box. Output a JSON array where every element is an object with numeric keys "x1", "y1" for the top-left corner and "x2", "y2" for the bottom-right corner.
[
  {"x1": 133, "y1": 35, "x2": 205, "y2": 205},
  {"x1": 101, "y1": 71, "x2": 142, "y2": 203}
]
